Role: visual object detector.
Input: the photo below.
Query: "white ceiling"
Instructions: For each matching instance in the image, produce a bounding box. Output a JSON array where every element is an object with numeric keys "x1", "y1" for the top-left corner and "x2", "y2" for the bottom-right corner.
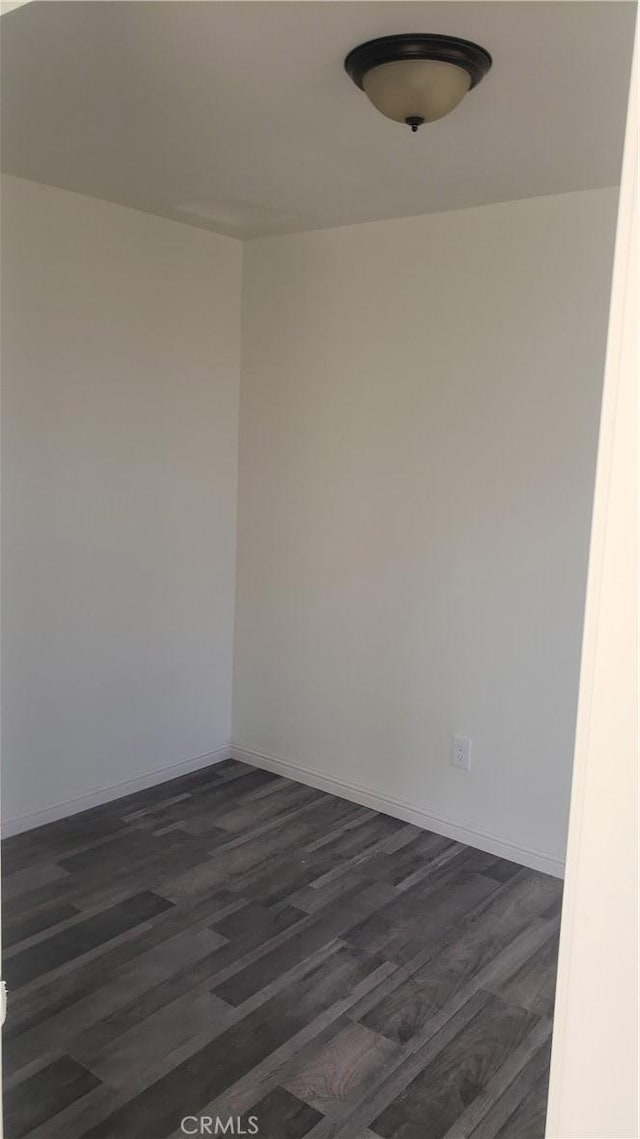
[{"x1": 1, "y1": 1, "x2": 636, "y2": 239}]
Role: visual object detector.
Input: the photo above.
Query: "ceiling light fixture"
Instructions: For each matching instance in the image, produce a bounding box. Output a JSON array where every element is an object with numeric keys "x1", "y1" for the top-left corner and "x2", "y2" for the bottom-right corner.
[{"x1": 344, "y1": 34, "x2": 492, "y2": 132}]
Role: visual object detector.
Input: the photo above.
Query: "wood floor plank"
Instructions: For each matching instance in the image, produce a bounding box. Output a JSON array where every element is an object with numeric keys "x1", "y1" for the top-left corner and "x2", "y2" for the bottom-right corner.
[
  {"x1": 81, "y1": 943, "x2": 384, "y2": 1138},
  {"x1": 303, "y1": 991, "x2": 494, "y2": 1139},
  {"x1": 486, "y1": 931, "x2": 560, "y2": 1017},
  {"x1": 301, "y1": 921, "x2": 559, "y2": 1139},
  {"x1": 72, "y1": 989, "x2": 231, "y2": 1089},
  {"x1": 370, "y1": 994, "x2": 538, "y2": 1139},
  {"x1": 246, "y1": 1087, "x2": 323, "y2": 1138},
  {"x1": 24, "y1": 944, "x2": 354, "y2": 1139},
  {"x1": 4, "y1": 889, "x2": 234, "y2": 1037},
  {"x1": 174, "y1": 961, "x2": 398, "y2": 1132},
  {"x1": 452, "y1": 1029, "x2": 552, "y2": 1139},
  {"x1": 490, "y1": 1070, "x2": 551, "y2": 1139},
  {"x1": 285, "y1": 1023, "x2": 400, "y2": 1113},
  {"x1": 356, "y1": 831, "x2": 455, "y2": 886},
  {"x1": 2, "y1": 862, "x2": 69, "y2": 904},
  {"x1": 3, "y1": 1055, "x2": 101, "y2": 1139},
  {"x1": 359, "y1": 870, "x2": 560, "y2": 1044},
  {"x1": 215, "y1": 780, "x2": 322, "y2": 833},
  {"x1": 3, "y1": 925, "x2": 228, "y2": 1079},
  {"x1": 2, "y1": 901, "x2": 83, "y2": 951},
  {"x1": 1, "y1": 760, "x2": 562, "y2": 1139},
  {"x1": 344, "y1": 868, "x2": 500, "y2": 966},
  {"x1": 212, "y1": 882, "x2": 395, "y2": 1006},
  {"x1": 4, "y1": 892, "x2": 174, "y2": 990}
]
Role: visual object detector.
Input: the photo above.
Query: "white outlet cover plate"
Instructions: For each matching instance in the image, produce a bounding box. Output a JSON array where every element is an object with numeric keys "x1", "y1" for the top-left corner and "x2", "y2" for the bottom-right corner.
[{"x1": 452, "y1": 735, "x2": 472, "y2": 771}]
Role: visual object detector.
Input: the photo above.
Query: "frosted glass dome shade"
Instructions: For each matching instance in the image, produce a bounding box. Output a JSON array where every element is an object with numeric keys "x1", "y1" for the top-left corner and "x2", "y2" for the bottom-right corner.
[{"x1": 362, "y1": 58, "x2": 471, "y2": 125}]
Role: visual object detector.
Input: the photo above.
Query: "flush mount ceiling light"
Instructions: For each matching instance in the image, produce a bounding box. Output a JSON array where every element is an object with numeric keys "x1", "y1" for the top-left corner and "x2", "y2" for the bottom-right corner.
[{"x1": 344, "y1": 34, "x2": 492, "y2": 132}]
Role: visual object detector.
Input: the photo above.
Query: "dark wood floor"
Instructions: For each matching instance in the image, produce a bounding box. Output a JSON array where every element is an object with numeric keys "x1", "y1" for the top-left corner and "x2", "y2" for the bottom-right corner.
[{"x1": 1, "y1": 759, "x2": 562, "y2": 1139}]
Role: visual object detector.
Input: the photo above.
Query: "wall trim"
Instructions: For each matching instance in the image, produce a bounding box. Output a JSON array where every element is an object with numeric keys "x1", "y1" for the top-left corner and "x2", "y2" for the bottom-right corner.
[
  {"x1": 1, "y1": 744, "x2": 231, "y2": 838},
  {"x1": 232, "y1": 743, "x2": 565, "y2": 879},
  {"x1": 2, "y1": 738, "x2": 565, "y2": 877}
]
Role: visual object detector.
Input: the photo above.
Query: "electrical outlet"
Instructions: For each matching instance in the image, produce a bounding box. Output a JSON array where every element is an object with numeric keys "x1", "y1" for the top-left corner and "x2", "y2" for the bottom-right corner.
[{"x1": 451, "y1": 735, "x2": 472, "y2": 771}]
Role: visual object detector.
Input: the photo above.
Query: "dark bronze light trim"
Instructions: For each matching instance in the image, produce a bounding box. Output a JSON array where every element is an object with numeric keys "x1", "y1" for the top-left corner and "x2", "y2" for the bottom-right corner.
[{"x1": 344, "y1": 33, "x2": 492, "y2": 91}]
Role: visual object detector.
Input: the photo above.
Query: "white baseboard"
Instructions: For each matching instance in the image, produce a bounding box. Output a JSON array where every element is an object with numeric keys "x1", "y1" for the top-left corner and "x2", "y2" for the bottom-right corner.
[
  {"x1": 1, "y1": 744, "x2": 231, "y2": 838},
  {"x1": 3, "y1": 740, "x2": 565, "y2": 878},
  {"x1": 232, "y1": 744, "x2": 565, "y2": 879}
]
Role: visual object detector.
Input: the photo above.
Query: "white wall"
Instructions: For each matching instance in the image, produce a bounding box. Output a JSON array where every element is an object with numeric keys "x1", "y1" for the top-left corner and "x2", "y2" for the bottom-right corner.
[
  {"x1": 547, "y1": 40, "x2": 638, "y2": 1136},
  {"x1": 1, "y1": 178, "x2": 620, "y2": 869},
  {"x1": 234, "y1": 188, "x2": 619, "y2": 875},
  {"x1": 1, "y1": 175, "x2": 242, "y2": 831}
]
